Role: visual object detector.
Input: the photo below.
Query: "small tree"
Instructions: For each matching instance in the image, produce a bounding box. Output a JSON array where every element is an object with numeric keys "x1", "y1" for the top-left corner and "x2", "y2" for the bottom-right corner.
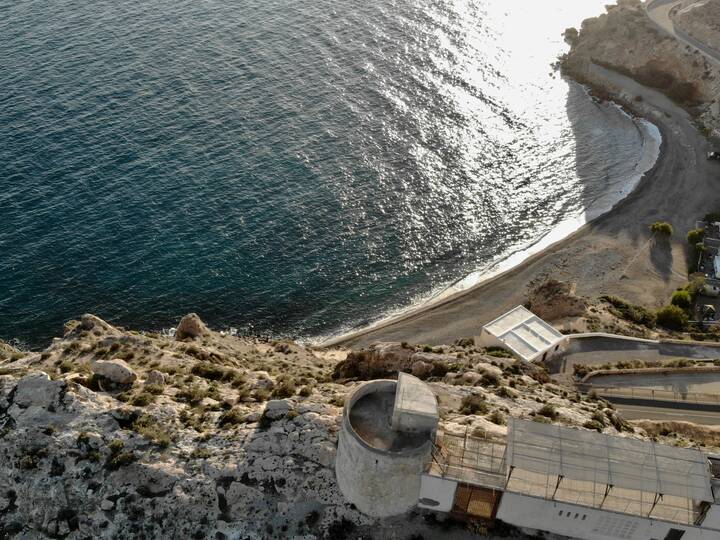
[
  {"x1": 656, "y1": 305, "x2": 688, "y2": 331},
  {"x1": 651, "y1": 221, "x2": 673, "y2": 236},
  {"x1": 670, "y1": 290, "x2": 692, "y2": 309},
  {"x1": 687, "y1": 228, "x2": 705, "y2": 245}
]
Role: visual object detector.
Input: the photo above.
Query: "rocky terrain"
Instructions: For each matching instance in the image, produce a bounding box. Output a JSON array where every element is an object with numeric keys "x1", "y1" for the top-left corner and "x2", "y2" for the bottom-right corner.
[
  {"x1": 2, "y1": 310, "x2": 718, "y2": 539},
  {"x1": 562, "y1": 0, "x2": 720, "y2": 134},
  {"x1": 674, "y1": 0, "x2": 720, "y2": 54}
]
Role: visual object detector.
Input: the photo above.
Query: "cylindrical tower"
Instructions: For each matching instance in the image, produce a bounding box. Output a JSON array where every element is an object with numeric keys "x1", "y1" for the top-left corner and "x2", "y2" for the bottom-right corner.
[{"x1": 334, "y1": 376, "x2": 438, "y2": 517}]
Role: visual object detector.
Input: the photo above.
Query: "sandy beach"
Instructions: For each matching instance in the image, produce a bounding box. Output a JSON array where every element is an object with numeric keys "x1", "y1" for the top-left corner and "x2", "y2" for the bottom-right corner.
[{"x1": 329, "y1": 64, "x2": 720, "y2": 348}]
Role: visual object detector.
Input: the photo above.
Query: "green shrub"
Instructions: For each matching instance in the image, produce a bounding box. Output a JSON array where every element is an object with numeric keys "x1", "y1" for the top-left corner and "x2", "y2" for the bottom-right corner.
[
  {"x1": 218, "y1": 408, "x2": 245, "y2": 427},
  {"x1": 656, "y1": 305, "x2": 688, "y2": 331},
  {"x1": 650, "y1": 221, "x2": 673, "y2": 236},
  {"x1": 191, "y1": 362, "x2": 244, "y2": 384},
  {"x1": 537, "y1": 404, "x2": 558, "y2": 419},
  {"x1": 460, "y1": 394, "x2": 489, "y2": 415},
  {"x1": 671, "y1": 290, "x2": 692, "y2": 309},
  {"x1": 298, "y1": 385, "x2": 313, "y2": 397},
  {"x1": 583, "y1": 419, "x2": 604, "y2": 432},
  {"x1": 132, "y1": 414, "x2": 172, "y2": 448},
  {"x1": 271, "y1": 378, "x2": 296, "y2": 398},
  {"x1": 687, "y1": 228, "x2": 705, "y2": 245},
  {"x1": 495, "y1": 386, "x2": 516, "y2": 399},
  {"x1": 484, "y1": 347, "x2": 513, "y2": 358},
  {"x1": 480, "y1": 372, "x2": 501, "y2": 387},
  {"x1": 599, "y1": 295, "x2": 656, "y2": 328},
  {"x1": 130, "y1": 392, "x2": 155, "y2": 407},
  {"x1": 488, "y1": 410, "x2": 506, "y2": 426}
]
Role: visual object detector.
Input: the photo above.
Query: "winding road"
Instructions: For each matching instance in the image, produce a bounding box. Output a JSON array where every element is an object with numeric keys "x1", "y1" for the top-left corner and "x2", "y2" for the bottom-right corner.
[{"x1": 645, "y1": 0, "x2": 720, "y2": 65}]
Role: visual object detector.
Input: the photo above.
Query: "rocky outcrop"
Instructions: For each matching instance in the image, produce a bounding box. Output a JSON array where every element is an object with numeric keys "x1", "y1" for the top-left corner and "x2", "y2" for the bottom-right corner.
[
  {"x1": 92, "y1": 359, "x2": 138, "y2": 385},
  {"x1": 673, "y1": 0, "x2": 720, "y2": 55},
  {"x1": 174, "y1": 313, "x2": 210, "y2": 341},
  {"x1": 562, "y1": 0, "x2": 720, "y2": 112},
  {"x1": 528, "y1": 280, "x2": 588, "y2": 321},
  {"x1": 333, "y1": 343, "x2": 460, "y2": 380}
]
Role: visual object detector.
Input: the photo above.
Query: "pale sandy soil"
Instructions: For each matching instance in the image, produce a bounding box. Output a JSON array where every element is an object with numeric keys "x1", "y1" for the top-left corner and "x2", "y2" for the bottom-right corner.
[{"x1": 332, "y1": 66, "x2": 720, "y2": 348}]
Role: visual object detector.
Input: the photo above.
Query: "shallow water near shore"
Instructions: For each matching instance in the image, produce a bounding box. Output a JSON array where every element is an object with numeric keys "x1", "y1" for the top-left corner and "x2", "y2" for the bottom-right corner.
[{"x1": 1, "y1": 0, "x2": 657, "y2": 347}]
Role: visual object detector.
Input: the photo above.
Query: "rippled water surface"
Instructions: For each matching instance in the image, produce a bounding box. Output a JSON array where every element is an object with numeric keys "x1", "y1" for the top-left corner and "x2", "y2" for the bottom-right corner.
[{"x1": 1, "y1": 0, "x2": 654, "y2": 346}]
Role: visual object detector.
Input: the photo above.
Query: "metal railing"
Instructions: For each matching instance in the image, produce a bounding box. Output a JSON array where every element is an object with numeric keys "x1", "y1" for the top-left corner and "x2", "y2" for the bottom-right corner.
[{"x1": 580, "y1": 384, "x2": 720, "y2": 406}]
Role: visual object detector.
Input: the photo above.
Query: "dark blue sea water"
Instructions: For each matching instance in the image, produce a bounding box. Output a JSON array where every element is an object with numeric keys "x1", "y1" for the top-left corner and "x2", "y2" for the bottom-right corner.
[{"x1": 0, "y1": 0, "x2": 657, "y2": 347}]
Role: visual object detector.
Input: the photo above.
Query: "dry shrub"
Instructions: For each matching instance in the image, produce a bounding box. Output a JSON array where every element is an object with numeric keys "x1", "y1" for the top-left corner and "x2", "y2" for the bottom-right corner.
[{"x1": 634, "y1": 420, "x2": 720, "y2": 447}]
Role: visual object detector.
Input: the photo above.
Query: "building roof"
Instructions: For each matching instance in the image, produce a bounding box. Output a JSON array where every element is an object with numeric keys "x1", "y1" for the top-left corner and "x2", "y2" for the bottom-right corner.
[
  {"x1": 393, "y1": 372, "x2": 438, "y2": 419},
  {"x1": 505, "y1": 418, "x2": 713, "y2": 502},
  {"x1": 482, "y1": 306, "x2": 565, "y2": 361}
]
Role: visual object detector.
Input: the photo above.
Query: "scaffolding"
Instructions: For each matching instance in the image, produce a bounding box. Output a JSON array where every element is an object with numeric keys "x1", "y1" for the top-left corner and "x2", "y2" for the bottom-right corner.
[{"x1": 427, "y1": 419, "x2": 716, "y2": 526}]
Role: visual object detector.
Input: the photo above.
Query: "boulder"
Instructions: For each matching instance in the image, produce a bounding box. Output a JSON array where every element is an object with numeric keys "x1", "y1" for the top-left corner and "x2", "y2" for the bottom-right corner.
[
  {"x1": 174, "y1": 313, "x2": 210, "y2": 341},
  {"x1": 145, "y1": 370, "x2": 165, "y2": 386},
  {"x1": 528, "y1": 280, "x2": 588, "y2": 321},
  {"x1": 14, "y1": 372, "x2": 61, "y2": 409},
  {"x1": 92, "y1": 359, "x2": 137, "y2": 385},
  {"x1": 264, "y1": 399, "x2": 292, "y2": 420},
  {"x1": 411, "y1": 361, "x2": 433, "y2": 380}
]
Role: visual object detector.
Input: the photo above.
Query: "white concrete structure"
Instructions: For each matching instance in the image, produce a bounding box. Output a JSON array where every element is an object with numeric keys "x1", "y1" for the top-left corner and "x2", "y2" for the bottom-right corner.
[
  {"x1": 335, "y1": 376, "x2": 439, "y2": 517},
  {"x1": 475, "y1": 305, "x2": 568, "y2": 362},
  {"x1": 392, "y1": 372, "x2": 438, "y2": 433}
]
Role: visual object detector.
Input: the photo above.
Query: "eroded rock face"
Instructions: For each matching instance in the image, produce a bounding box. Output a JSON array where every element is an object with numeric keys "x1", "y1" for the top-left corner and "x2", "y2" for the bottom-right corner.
[
  {"x1": 333, "y1": 343, "x2": 461, "y2": 380},
  {"x1": 528, "y1": 280, "x2": 588, "y2": 321},
  {"x1": 562, "y1": 0, "x2": 720, "y2": 109},
  {"x1": 0, "y1": 372, "x2": 360, "y2": 539},
  {"x1": 175, "y1": 313, "x2": 210, "y2": 341},
  {"x1": 92, "y1": 359, "x2": 137, "y2": 384}
]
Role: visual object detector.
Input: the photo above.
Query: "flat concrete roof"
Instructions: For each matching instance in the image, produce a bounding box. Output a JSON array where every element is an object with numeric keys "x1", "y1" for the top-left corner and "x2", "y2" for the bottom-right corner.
[
  {"x1": 349, "y1": 389, "x2": 430, "y2": 452},
  {"x1": 483, "y1": 306, "x2": 565, "y2": 361},
  {"x1": 394, "y1": 372, "x2": 438, "y2": 419}
]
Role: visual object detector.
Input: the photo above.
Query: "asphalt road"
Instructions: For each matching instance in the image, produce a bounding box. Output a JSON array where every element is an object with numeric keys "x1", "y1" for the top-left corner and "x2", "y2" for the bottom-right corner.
[
  {"x1": 614, "y1": 402, "x2": 720, "y2": 425},
  {"x1": 646, "y1": 0, "x2": 720, "y2": 65}
]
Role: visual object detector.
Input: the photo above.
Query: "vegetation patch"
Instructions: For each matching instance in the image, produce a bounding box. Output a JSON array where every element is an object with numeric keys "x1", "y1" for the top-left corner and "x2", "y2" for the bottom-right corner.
[{"x1": 599, "y1": 295, "x2": 656, "y2": 328}]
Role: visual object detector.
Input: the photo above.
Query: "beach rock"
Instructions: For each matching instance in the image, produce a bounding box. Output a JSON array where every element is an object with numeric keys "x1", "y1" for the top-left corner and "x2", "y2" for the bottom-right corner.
[
  {"x1": 92, "y1": 359, "x2": 137, "y2": 384},
  {"x1": 174, "y1": 313, "x2": 210, "y2": 341},
  {"x1": 145, "y1": 370, "x2": 165, "y2": 386},
  {"x1": 528, "y1": 280, "x2": 588, "y2": 321}
]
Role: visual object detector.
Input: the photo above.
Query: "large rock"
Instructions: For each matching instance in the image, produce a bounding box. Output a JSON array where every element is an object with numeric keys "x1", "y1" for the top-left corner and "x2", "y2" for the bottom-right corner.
[
  {"x1": 174, "y1": 313, "x2": 210, "y2": 341},
  {"x1": 528, "y1": 280, "x2": 588, "y2": 321},
  {"x1": 13, "y1": 372, "x2": 61, "y2": 409},
  {"x1": 92, "y1": 359, "x2": 137, "y2": 384},
  {"x1": 264, "y1": 399, "x2": 293, "y2": 420}
]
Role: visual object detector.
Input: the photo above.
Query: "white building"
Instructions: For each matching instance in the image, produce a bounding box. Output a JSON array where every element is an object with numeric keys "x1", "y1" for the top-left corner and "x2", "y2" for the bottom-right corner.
[
  {"x1": 475, "y1": 305, "x2": 568, "y2": 362},
  {"x1": 419, "y1": 418, "x2": 720, "y2": 540}
]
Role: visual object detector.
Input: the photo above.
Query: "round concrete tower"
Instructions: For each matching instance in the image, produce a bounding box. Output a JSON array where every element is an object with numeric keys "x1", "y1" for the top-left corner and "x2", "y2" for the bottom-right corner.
[{"x1": 335, "y1": 374, "x2": 439, "y2": 517}]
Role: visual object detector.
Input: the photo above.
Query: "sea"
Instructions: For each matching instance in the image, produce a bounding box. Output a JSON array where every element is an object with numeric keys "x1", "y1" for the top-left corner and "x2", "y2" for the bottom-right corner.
[{"x1": 0, "y1": 0, "x2": 661, "y2": 348}]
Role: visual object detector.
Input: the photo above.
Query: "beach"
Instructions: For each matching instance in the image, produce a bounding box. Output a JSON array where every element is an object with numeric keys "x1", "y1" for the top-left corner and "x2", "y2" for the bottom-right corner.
[{"x1": 328, "y1": 64, "x2": 720, "y2": 348}]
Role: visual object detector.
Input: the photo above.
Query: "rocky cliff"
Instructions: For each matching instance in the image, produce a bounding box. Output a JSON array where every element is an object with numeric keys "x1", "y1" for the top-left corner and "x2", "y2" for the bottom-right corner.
[
  {"x1": 674, "y1": 0, "x2": 720, "y2": 54},
  {"x1": 0, "y1": 314, "x2": 715, "y2": 538},
  {"x1": 562, "y1": 0, "x2": 720, "y2": 133}
]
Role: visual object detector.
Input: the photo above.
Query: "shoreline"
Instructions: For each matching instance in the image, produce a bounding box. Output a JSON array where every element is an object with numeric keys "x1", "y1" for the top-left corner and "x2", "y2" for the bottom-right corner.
[
  {"x1": 317, "y1": 82, "x2": 664, "y2": 349},
  {"x1": 321, "y1": 61, "x2": 717, "y2": 349}
]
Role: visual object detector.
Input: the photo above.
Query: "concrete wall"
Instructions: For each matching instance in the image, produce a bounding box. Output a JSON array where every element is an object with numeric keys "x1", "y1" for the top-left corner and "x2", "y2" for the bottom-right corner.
[
  {"x1": 497, "y1": 492, "x2": 720, "y2": 540},
  {"x1": 334, "y1": 380, "x2": 433, "y2": 518},
  {"x1": 418, "y1": 474, "x2": 457, "y2": 513}
]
